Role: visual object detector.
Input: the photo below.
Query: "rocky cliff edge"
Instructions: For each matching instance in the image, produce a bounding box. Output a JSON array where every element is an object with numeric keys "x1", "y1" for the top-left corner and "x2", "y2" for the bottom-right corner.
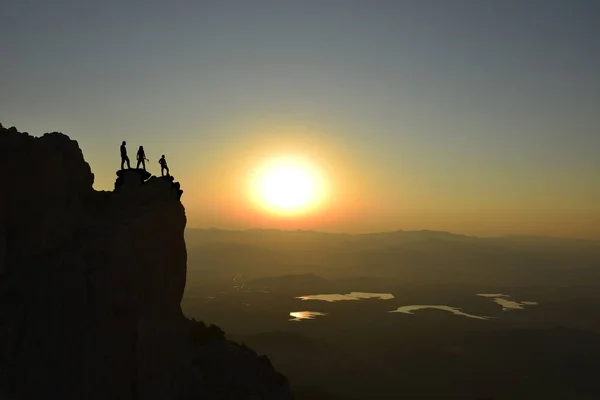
[{"x1": 0, "y1": 124, "x2": 293, "y2": 400}]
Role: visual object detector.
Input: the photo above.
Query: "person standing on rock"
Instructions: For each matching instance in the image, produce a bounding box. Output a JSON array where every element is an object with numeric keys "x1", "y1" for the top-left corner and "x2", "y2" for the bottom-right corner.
[
  {"x1": 159, "y1": 155, "x2": 170, "y2": 177},
  {"x1": 136, "y1": 145, "x2": 147, "y2": 171},
  {"x1": 120, "y1": 141, "x2": 131, "y2": 170}
]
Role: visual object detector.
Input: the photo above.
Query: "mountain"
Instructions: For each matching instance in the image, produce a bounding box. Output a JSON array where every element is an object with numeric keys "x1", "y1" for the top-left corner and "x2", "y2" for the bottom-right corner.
[
  {"x1": 184, "y1": 228, "x2": 600, "y2": 286},
  {"x1": 0, "y1": 124, "x2": 292, "y2": 400},
  {"x1": 185, "y1": 228, "x2": 600, "y2": 249},
  {"x1": 230, "y1": 331, "x2": 403, "y2": 400}
]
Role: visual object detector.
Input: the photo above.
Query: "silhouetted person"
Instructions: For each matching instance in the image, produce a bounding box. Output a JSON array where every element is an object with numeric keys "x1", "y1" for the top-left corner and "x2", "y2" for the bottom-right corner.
[
  {"x1": 159, "y1": 155, "x2": 170, "y2": 177},
  {"x1": 136, "y1": 145, "x2": 147, "y2": 171},
  {"x1": 120, "y1": 141, "x2": 131, "y2": 170}
]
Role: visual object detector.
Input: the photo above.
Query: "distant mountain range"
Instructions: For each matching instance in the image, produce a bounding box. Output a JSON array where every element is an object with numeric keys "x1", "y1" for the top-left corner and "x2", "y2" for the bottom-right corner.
[
  {"x1": 187, "y1": 228, "x2": 599, "y2": 246},
  {"x1": 184, "y1": 228, "x2": 600, "y2": 286}
]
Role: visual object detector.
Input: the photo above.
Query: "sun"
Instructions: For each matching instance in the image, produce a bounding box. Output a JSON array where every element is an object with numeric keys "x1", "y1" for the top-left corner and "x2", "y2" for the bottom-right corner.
[{"x1": 249, "y1": 156, "x2": 326, "y2": 215}]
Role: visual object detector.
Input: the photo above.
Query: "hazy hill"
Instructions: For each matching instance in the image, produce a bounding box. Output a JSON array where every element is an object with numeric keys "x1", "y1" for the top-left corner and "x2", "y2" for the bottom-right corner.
[{"x1": 185, "y1": 228, "x2": 600, "y2": 285}]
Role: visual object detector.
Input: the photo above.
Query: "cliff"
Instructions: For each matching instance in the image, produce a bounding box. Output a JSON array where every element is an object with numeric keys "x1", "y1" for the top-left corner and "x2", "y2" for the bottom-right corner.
[{"x1": 0, "y1": 124, "x2": 293, "y2": 400}]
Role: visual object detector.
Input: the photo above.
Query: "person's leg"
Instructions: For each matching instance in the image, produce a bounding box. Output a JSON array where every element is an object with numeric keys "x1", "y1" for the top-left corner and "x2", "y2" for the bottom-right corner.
[
  {"x1": 142, "y1": 159, "x2": 146, "y2": 171},
  {"x1": 136, "y1": 159, "x2": 141, "y2": 169},
  {"x1": 161, "y1": 166, "x2": 165, "y2": 176},
  {"x1": 166, "y1": 166, "x2": 170, "y2": 176},
  {"x1": 121, "y1": 158, "x2": 125, "y2": 170},
  {"x1": 126, "y1": 156, "x2": 131, "y2": 169}
]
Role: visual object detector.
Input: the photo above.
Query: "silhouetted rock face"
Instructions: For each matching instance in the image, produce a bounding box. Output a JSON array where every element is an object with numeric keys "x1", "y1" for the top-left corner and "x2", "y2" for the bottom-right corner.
[
  {"x1": 0, "y1": 125, "x2": 292, "y2": 400},
  {"x1": 115, "y1": 168, "x2": 152, "y2": 188}
]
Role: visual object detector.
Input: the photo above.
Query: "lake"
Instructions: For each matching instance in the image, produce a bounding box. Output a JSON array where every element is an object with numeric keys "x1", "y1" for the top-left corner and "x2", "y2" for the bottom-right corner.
[
  {"x1": 297, "y1": 292, "x2": 395, "y2": 302},
  {"x1": 390, "y1": 305, "x2": 489, "y2": 320},
  {"x1": 290, "y1": 311, "x2": 327, "y2": 321},
  {"x1": 289, "y1": 292, "x2": 538, "y2": 322},
  {"x1": 477, "y1": 293, "x2": 539, "y2": 310}
]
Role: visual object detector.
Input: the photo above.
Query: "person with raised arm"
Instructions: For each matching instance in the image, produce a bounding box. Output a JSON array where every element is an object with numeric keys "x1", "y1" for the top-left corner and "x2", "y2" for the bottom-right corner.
[{"x1": 136, "y1": 145, "x2": 148, "y2": 171}]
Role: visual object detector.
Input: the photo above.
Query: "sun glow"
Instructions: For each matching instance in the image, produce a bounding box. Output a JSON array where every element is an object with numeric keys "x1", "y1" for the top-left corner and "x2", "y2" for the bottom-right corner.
[{"x1": 249, "y1": 156, "x2": 327, "y2": 215}]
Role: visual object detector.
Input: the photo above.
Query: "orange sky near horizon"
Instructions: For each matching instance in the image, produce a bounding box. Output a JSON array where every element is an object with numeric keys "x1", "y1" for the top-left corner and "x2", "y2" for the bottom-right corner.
[
  {"x1": 180, "y1": 122, "x2": 383, "y2": 232},
  {"x1": 169, "y1": 120, "x2": 600, "y2": 240}
]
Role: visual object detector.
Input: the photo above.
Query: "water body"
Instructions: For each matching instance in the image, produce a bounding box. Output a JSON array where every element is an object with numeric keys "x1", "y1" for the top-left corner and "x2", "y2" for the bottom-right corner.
[
  {"x1": 477, "y1": 293, "x2": 539, "y2": 311},
  {"x1": 493, "y1": 298, "x2": 539, "y2": 310},
  {"x1": 289, "y1": 311, "x2": 327, "y2": 321},
  {"x1": 297, "y1": 292, "x2": 395, "y2": 302},
  {"x1": 390, "y1": 305, "x2": 489, "y2": 320}
]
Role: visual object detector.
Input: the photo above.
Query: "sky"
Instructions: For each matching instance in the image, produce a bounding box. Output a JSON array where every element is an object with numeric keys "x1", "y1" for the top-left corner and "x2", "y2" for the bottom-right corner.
[{"x1": 2, "y1": 0, "x2": 599, "y2": 238}]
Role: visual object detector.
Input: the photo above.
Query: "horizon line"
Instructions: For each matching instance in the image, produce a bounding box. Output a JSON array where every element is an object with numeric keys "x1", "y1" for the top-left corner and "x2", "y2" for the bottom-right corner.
[{"x1": 184, "y1": 227, "x2": 600, "y2": 242}]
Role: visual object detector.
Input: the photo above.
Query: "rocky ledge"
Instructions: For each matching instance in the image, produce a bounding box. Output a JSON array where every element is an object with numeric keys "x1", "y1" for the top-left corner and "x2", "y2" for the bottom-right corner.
[{"x1": 0, "y1": 124, "x2": 293, "y2": 400}]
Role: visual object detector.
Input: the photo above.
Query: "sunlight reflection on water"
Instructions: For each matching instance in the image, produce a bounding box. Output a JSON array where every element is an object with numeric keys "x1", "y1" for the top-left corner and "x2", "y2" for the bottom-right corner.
[
  {"x1": 389, "y1": 305, "x2": 489, "y2": 320},
  {"x1": 289, "y1": 311, "x2": 327, "y2": 321},
  {"x1": 297, "y1": 292, "x2": 394, "y2": 302},
  {"x1": 477, "y1": 294, "x2": 539, "y2": 310}
]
